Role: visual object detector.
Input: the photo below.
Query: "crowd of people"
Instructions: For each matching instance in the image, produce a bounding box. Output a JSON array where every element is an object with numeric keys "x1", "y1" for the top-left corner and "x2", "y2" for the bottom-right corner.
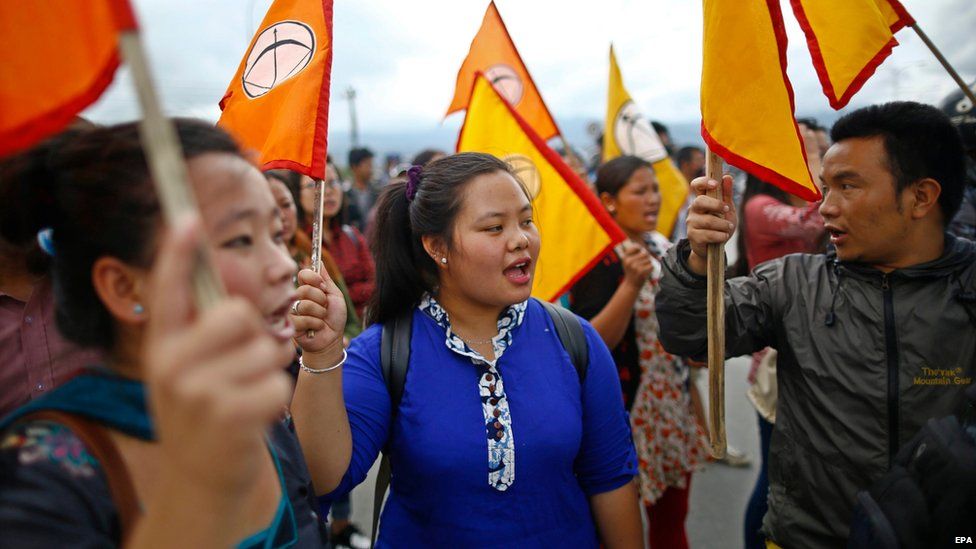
[{"x1": 0, "y1": 91, "x2": 974, "y2": 549}]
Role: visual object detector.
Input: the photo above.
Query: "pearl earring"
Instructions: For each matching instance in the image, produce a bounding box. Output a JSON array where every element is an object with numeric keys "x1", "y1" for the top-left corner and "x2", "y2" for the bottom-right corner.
[
  {"x1": 440, "y1": 257, "x2": 448, "y2": 264},
  {"x1": 133, "y1": 303, "x2": 144, "y2": 315}
]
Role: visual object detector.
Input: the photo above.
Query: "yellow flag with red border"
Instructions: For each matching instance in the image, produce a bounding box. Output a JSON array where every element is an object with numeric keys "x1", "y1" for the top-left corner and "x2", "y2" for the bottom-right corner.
[
  {"x1": 701, "y1": 0, "x2": 820, "y2": 201},
  {"x1": 458, "y1": 73, "x2": 625, "y2": 301},
  {"x1": 603, "y1": 45, "x2": 688, "y2": 238},
  {"x1": 218, "y1": 0, "x2": 333, "y2": 178},
  {"x1": 447, "y1": 1, "x2": 561, "y2": 141},
  {"x1": 790, "y1": 0, "x2": 913, "y2": 109}
]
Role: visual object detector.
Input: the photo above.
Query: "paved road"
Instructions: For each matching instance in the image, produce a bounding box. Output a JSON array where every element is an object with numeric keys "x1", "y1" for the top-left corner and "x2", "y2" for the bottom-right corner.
[
  {"x1": 688, "y1": 356, "x2": 759, "y2": 549},
  {"x1": 343, "y1": 355, "x2": 761, "y2": 548}
]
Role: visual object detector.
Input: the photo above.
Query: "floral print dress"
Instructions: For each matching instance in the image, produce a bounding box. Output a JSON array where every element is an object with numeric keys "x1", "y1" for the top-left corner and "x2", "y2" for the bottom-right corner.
[{"x1": 631, "y1": 233, "x2": 708, "y2": 505}]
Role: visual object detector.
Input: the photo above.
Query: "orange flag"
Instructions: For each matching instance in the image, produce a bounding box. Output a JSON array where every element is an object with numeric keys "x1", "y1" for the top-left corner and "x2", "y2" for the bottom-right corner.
[
  {"x1": 0, "y1": 0, "x2": 136, "y2": 157},
  {"x1": 791, "y1": 0, "x2": 913, "y2": 109},
  {"x1": 446, "y1": 1, "x2": 561, "y2": 141},
  {"x1": 218, "y1": 0, "x2": 333, "y2": 178},
  {"x1": 458, "y1": 73, "x2": 625, "y2": 301},
  {"x1": 701, "y1": 0, "x2": 820, "y2": 201}
]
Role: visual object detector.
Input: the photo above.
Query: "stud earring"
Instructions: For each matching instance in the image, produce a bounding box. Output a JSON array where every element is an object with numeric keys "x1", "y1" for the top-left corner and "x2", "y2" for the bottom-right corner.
[
  {"x1": 440, "y1": 257, "x2": 448, "y2": 264},
  {"x1": 133, "y1": 303, "x2": 145, "y2": 315}
]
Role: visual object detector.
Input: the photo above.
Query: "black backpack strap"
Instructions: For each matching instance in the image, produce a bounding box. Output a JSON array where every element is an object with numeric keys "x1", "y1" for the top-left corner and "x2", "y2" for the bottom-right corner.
[
  {"x1": 538, "y1": 299, "x2": 589, "y2": 384},
  {"x1": 373, "y1": 310, "x2": 413, "y2": 546}
]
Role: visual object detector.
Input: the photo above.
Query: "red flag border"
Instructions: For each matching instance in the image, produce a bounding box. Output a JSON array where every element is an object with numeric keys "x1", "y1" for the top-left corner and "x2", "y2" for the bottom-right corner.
[
  {"x1": 457, "y1": 71, "x2": 626, "y2": 301},
  {"x1": 445, "y1": 1, "x2": 563, "y2": 141},
  {"x1": 790, "y1": 0, "x2": 914, "y2": 110},
  {"x1": 700, "y1": 0, "x2": 822, "y2": 202}
]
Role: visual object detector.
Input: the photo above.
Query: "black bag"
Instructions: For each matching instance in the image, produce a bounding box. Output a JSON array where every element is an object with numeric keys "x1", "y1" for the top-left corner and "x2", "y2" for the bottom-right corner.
[
  {"x1": 848, "y1": 384, "x2": 976, "y2": 548},
  {"x1": 369, "y1": 299, "x2": 589, "y2": 545}
]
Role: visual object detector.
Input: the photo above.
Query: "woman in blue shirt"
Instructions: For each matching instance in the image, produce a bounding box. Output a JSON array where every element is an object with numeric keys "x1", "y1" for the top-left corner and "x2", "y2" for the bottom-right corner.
[{"x1": 299, "y1": 153, "x2": 642, "y2": 547}]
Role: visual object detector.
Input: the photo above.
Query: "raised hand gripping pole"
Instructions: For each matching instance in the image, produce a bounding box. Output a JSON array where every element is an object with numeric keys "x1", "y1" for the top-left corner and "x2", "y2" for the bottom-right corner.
[
  {"x1": 705, "y1": 149, "x2": 727, "y2": 459},
  {"x1": 307, "y1": 179, "x2": 326, "y2": 339}
]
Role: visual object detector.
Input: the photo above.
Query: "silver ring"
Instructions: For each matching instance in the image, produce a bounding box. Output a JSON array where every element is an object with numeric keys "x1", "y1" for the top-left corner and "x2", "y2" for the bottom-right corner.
[{"x1": 291, "y1": 300, "x2": 300, "y2": 315}]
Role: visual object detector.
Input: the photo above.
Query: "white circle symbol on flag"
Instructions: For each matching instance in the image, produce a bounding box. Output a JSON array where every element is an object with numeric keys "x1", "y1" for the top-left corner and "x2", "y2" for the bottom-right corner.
[
  {"x1": 486, "y1": 64, "x2": 525, "y2": 106},
  {"x1": 613, "y1": 100, "x2": 667, "y2": 163},
  {"x1": 242, "y1": 20, "x2": 316, "y2": 99},
  {"x1": 503, "y1": 154, "x2": 541, "y2": 199}
]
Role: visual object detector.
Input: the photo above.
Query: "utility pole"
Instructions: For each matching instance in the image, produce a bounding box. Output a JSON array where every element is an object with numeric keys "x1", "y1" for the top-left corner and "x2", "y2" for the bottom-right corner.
[{"x1": 345, "y1": 87, "x2": 359, "y2": 147}]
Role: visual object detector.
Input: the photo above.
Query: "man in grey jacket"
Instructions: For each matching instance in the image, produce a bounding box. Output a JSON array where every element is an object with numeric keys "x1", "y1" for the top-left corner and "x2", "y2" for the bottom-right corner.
[{"x1": 657, "y1": 101, "x2": 976, "y2": 548}]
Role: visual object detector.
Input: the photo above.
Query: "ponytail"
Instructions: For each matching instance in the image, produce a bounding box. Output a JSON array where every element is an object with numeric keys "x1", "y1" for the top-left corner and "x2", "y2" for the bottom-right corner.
[{"x1": 366, "y1": 152, "x2": 514, "y2": 325}]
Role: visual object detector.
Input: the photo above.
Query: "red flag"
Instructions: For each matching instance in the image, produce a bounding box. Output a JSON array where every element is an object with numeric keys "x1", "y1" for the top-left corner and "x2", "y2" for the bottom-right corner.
[{"x1": 0, "y1": 0, "x2": 136, "y2": 157}]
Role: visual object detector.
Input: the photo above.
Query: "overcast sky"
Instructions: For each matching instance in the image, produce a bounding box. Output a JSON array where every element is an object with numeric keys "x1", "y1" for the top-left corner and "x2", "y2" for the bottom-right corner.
[{"x1": 86, "y1": 0, "x2": 975, "y2": 140}]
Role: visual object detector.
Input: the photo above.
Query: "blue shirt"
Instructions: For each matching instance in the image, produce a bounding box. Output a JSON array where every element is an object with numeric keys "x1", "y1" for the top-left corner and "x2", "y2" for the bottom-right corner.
[{"x1": 323, "y1": 299, "x2": 637, "y2": 548}]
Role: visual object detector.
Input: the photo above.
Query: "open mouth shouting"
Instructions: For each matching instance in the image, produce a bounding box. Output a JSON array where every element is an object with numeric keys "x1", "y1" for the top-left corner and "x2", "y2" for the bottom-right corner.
[
  {"x1": 504, "y1": 257, "x2": 533, "y2": 286},
  {"x1": 825, "y1": 224, "x2": 848, "y2": 246},
  {"x1": 265, "y1": 294, "x2": 298, "y2": 341}
]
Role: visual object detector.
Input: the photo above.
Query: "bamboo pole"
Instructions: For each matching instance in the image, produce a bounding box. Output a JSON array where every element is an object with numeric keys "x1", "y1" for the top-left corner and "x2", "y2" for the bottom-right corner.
[
  {"x1": 705, "y1": 149, "x2": 726, "y2": 459},
  {"x1": 118, "y1": 31, "x2": 224, "y2": 309},
  {"x1": 306, "y1": 179, "x2": 326, "y2": 338},
  {"x1": 910, "y1": 23, "x2": 976, "y2": 105}
]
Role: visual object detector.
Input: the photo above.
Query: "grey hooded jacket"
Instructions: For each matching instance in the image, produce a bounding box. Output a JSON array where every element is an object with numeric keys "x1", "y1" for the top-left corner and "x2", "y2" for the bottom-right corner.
[{"x1": 657, "y1": 236, "x2": 976, "y2": 549}]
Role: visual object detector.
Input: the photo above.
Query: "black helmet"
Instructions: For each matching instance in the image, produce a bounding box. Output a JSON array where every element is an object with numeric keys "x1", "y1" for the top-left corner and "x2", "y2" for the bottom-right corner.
[{"x1": 939, "y1": 84, "x2": 976, "y2": 152}]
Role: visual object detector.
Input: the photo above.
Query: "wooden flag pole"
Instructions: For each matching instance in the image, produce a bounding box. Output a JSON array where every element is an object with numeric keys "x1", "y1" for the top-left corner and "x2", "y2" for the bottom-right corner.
[
  {"x1": 118, "y1": 31, "x2": 224, "y2": 309},
  {"x1": 704, "y1": 148, "x2": 727, "y2": 459},
  {"x1": 910, "y1": 23, "x2": 976, "y2": 105},
  {"x1": 306, "y1": 179, "x2": 326, "y2": 338}
]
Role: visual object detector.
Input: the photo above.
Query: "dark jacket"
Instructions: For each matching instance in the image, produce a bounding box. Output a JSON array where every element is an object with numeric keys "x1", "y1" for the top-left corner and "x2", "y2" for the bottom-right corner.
[{"x1": 656, "y1": 236, "x2": 976, "y2": 549}]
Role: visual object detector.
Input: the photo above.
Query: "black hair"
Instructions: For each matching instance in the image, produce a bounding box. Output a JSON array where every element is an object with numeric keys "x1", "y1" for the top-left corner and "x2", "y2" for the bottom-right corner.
[
  {"x1": 348, "y1": 147, "x2": 374, "y2": 168},
  {"x1": 732, "y1": 174, "x2": 796, "y2": 277},
  {"x1": 266, "y1": 169, "x2": 303, "y2": 216},
  {"x1": 676, "y1": 146, "x2": 704, "y2": 168},
  {"x1": 0, "y1": 120, "x2": 100, "y2": 275},
  {"x1": 1, "y1": 119, "x2": 243, "y2": 350},
  {"x1": 595, "y1": 155, "x2": 653, "y2": 198},
  {"x1": 831, "y1": 101, "x2": 966, "y2": 225},
  {"x1": 796, "y1": 117, "x2": 823, "y2": 132},
  {"x1": 411, "y1": 149, "x2": 446, "y2": 167},
  {"x1": 366, "y1": 152, "x2": 516, "y2": 325},
  {"x1": 651, "y1": 121, "x2": 669, "y2": 136}
]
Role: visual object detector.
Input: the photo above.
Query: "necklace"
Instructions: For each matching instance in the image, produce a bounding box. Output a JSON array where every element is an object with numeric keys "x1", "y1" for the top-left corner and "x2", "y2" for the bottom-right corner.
[{"x1": 453, "y1": 330, "x2": 495, "y2": 346}]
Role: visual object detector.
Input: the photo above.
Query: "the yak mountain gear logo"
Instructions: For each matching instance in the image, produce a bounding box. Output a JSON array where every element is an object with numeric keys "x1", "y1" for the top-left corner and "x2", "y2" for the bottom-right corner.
[
  {"x1": 486, "y1": 64, "x2": 524, "y2": 106},
  {"x1": 613, "y1": 100, "x2": 667, "y2": 163},
  {"x1": 242, "y1": 20, "x2": 316, "y2": 99},
  {"x1": 503, "y1": 154, "x2": 541, "y2": 199}
]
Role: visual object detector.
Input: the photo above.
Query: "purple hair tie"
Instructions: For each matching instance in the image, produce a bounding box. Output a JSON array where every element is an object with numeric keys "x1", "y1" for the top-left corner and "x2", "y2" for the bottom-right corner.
[{"x1": 405, "y1": 165, "x2": 423, "y2": 202}]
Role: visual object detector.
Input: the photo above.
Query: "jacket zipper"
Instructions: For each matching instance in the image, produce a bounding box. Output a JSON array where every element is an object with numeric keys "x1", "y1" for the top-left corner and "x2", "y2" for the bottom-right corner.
[{"x1": 881, "y1": 273, "x2": 899, "y2": 467}]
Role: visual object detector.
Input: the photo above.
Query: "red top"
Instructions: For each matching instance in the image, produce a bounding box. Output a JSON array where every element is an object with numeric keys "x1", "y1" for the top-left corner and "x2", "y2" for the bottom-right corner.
[
  {"x1": 743, "y1": 194, "x2": 825, "y2": 271},
  {"x1": 323, "y1": 224, "x2": 375, "y2": 319},
  {"x1": 0, "y1": 279, "x2": 103, "y2": 416},
  {"x1": 742, "y1": 194, "x2": 825, "y2": 382}
]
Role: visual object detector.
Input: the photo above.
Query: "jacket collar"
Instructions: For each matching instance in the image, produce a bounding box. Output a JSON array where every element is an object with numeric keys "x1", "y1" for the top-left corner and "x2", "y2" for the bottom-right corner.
[{"x1": 832, "y1": 233, "x2": 976, "y2": 282}]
